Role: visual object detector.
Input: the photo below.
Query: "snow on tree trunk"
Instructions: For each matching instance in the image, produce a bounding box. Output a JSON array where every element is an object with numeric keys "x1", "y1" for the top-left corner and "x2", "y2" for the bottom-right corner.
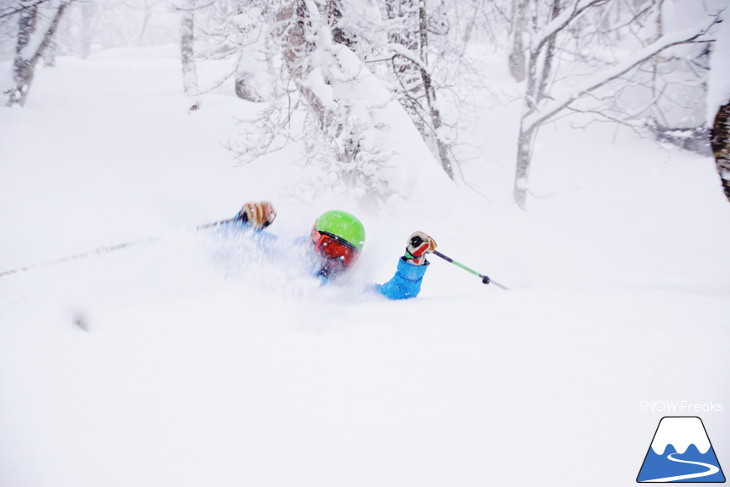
[
  {"x1": 42, "y1": 35, "x2": 58, "y2": 67},
  {"x1": 711, "y1": 102, "x2": 730, "y2": 203},
  {"x1": 513, "y1": 122, "x2": 536, "y2": 209},
  {"x1": 508, "y1": 0, "x2": 529, "y2": 83},
  {"x1": 5, "y1": 0, "x2": 71, "y2": 107},
  {"x1": 79, "y1": 1, "x2": 95, "y2": 59},
  {"x1": 179, "y1": 0, "x2": 198, "y2": 97},
  {"x1": 535, "y1": 0, "x2": 561, "y2": 102}
]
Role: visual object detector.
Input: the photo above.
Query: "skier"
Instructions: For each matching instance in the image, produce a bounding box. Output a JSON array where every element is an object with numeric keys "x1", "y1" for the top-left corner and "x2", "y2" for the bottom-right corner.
[{"x1": 234, "y1": 201, "x2": 437, "y2": 299}]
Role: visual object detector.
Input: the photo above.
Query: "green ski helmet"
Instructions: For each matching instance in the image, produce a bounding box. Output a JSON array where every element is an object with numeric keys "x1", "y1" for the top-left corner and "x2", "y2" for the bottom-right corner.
[{"x1": 311, "y1": 210, "x2": 366, "y2": 270}]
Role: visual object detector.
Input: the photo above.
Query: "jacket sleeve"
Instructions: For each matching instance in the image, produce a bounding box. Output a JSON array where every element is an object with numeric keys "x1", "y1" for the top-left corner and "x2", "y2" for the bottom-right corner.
[{"x1": 374, "y1": 257, "x2": 429, "y2": 300}]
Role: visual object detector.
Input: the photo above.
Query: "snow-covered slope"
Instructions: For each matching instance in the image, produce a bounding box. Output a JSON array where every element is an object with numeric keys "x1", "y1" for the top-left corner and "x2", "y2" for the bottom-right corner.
[{"x1": 0, "y1": 46, "x2": 729, "y2": 487}]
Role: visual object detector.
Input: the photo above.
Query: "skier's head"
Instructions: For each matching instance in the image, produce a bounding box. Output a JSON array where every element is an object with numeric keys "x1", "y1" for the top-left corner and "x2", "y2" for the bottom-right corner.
[{"x1": 311, "y1": 210, "x2": 366, "y2": 274}]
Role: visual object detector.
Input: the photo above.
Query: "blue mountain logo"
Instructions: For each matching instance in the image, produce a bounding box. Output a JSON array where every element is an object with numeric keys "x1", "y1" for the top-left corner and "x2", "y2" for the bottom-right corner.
[{"x1": 637, "y1": 416, "x2": 725, "y2": 483}]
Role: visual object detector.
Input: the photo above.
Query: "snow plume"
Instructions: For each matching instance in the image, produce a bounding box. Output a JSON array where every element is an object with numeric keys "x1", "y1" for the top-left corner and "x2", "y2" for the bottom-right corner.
[{"x1": 206, "y1": 227, "x2": 324, "y2": 301}]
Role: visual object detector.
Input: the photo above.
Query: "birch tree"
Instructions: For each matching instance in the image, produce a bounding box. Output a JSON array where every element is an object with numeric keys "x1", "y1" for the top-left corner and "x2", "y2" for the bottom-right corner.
[{"x1": 4, "y1": 0, "x2": 73, "y2": 107}]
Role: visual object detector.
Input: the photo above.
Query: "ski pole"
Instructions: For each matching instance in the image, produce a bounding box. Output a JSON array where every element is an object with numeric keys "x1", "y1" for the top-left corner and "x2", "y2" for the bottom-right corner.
[
  {"x1": 0, "y1": 217, "x2": 238, "y2": 279},
  {"x1": 432, "y1": 250, "x2": 509, "y2": 290},
  {"x1": 194, "y1": 218, "x2": 238, "y2": 231}
]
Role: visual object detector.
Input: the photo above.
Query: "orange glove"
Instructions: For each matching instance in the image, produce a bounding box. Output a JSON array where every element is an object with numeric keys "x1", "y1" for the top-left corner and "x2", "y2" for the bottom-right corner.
[
  {"x1": 237, "y1": 201, "x2": 277, "y2": 230},
  {"x1": 405, "y1": 231, "x2": 437, "y2": 265}
]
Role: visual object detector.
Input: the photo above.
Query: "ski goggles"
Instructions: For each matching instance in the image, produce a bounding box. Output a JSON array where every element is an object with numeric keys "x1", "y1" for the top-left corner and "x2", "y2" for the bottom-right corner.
[{"x1": 311, "y1": 227, "x2": 360, "y2": 270}]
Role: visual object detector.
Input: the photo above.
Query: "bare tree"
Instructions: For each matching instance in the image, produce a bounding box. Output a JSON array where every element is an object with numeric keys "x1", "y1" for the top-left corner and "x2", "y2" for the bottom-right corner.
[
  {"x1": 512, "y1": 0, "x2": 718, "y2": 208},
  {"x1": 4, "y1": 0, "x2": 73, "y2": 107}
]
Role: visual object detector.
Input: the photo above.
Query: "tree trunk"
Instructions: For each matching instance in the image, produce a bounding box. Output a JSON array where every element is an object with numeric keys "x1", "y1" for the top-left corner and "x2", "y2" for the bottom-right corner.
[
  {"x1": 711, "y1": 101, "x2": 730, "y2": 203},
  {"x1": 508, "y1": 0, "x2": 529, "y2": 83},
  {"x1": 513, "y1": 122, "x2": 537, "y2": 209},
  {"x1": 42, "y1": 35, "x2": 58, "y2": 67},
  {"x1": 417, "y1": 0, "x2": 453, "y2": 179},
  {"x1": 180, "y1": 0, "x2": 198, "y2": 96},
  {"x1": 79, "y1": 1, "x2": 95, "y2": 58},
  {"x1": 513, "y1": 25, "x2": 543, "y2": 209},
  {"x1": 536, "y1": 0, "x2": 561, "y2": 102},
  {"x1": 6, "y1": 0, "x2": 70, "y2": 107}
]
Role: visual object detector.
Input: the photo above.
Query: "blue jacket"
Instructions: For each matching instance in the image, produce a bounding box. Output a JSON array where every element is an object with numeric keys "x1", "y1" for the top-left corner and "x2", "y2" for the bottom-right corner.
[
  {"x1": 221, "y1": 220, "x2": 428, "y2": 300},
  {"x1": 373, "y1": 257, "x2": 429, "y2": 300}
]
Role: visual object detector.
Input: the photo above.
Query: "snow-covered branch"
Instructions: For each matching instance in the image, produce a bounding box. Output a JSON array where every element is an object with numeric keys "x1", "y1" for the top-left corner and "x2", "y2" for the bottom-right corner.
[
  {"x1": 523, "y1": 17, "x2": 718, "y2": 132},
  {"x1": 385, "y1": 42, "x2": 428, "y2": 72},
  {"x1": 529, "y1": 0, "x2": 607, "y2": 54}
]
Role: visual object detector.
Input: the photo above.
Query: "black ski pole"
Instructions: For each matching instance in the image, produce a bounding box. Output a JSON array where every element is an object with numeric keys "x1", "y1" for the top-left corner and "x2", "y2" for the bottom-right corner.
[
  {"x1": 194, "y1": 218, "x2": 238, "y2": 231},
  {"x1": 0, "y1": 217, "x2": 238, "y2": 278},
  {"x1": 432, "y1": 250, "x2": 509, "y2": 290}
]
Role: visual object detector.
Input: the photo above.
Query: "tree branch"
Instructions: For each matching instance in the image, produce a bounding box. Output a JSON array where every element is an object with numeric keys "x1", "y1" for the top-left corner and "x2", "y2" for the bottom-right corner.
[
  {"x1": 0, "y1": 0, "x2": 48, "y2": 21},
  {"x1": 523, "y1": 17, "x2": 719, "y2": 132},
  {"x1": 530, "y1": 0, "x2": 608, "y2": 55}
]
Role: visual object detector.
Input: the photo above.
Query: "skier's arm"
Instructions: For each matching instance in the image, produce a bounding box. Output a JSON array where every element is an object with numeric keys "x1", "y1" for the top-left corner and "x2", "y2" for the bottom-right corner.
[
  {"x1": 215, "y1": 201, "x2": 279, "y2": 246},
  {"x1": 374, "y1": 257, "x2": 430, "y2": 299},
  {"x1": 374, "y1": 232, "x2": 437, "y2": 300}
]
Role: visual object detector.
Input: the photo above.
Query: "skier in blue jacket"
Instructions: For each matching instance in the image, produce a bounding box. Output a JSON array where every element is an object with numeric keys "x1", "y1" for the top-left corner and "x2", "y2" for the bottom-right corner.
[{"x1": 234, "y1": 201, "x2": 437, "y2": 300}]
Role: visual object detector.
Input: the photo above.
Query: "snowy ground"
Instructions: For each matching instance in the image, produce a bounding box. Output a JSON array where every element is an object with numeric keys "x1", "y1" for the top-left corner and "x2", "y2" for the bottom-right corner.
[{"x1": 1, "y1": 46, "x2": 729, "y2": 487}]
